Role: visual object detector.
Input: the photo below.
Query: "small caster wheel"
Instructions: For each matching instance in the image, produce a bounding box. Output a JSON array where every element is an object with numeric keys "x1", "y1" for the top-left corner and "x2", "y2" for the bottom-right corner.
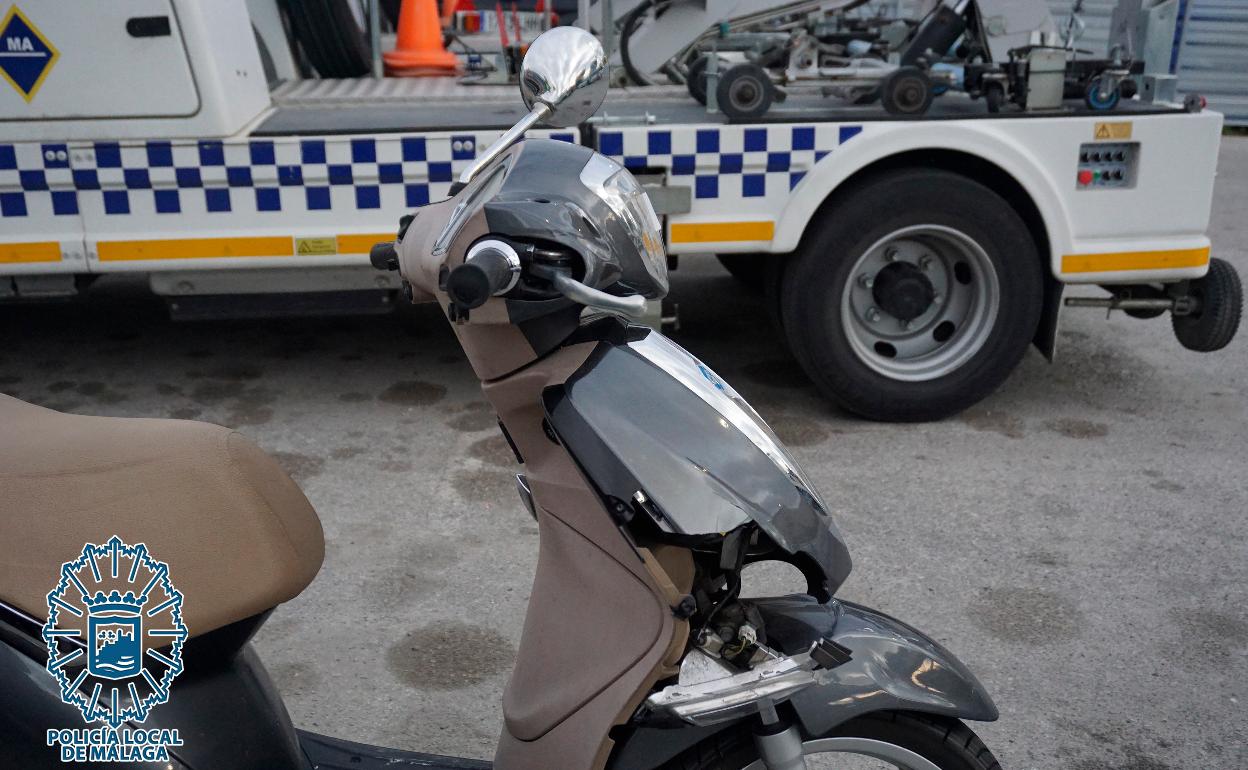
[
  {"x1": 881, "y1": 66, "x2": 934, "y2": 117},
  {"x1": 716, "y1": 63, "x2": 775, "y2": 119},
  {"x1": 1084, "y1": 75, "x2": 1121, "y2": 110},
  {"x1": 984, "y1": 82, "x2": 1006, "y2": 114},
  {"x1": 1173, "y1": 257, "x2": 1242, "y2": 352}
]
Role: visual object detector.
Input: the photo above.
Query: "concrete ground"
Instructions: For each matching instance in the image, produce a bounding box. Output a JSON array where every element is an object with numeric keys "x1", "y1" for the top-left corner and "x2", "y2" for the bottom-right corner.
[{"x1": 3, "y1": 138, "x2": 1246, "y2": 770}]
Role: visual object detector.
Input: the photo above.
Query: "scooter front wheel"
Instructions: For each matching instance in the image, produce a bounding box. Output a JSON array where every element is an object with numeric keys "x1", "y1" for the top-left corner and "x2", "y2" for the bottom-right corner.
[{"x1": 659, "y1": 711, "x2": 1000, "y2": 770}]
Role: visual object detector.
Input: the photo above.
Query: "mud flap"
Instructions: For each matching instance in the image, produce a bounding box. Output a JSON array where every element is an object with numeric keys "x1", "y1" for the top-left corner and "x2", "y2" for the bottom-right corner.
[
  {"x1": 753, "y1": 595, "x2": 998, "y2": 736},
  {"x1": 1033, "y1": 272, "x2": 1065, "y2": 362}
]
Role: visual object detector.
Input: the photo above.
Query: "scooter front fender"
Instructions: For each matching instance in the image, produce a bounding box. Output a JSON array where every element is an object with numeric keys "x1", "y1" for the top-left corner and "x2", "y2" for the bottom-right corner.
[{"x1": 753, "y1": 596, "x2": 998, "y2": 735}]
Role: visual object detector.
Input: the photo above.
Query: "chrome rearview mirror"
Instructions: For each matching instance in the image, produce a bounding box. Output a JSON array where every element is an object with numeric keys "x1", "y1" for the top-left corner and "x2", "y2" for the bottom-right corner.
[
  {"x1": 519, "y1": 26, "x2": 609, "y2": 128},
  {"x1": 458, "y1": 27, "x2": 607, "y2": 186}
]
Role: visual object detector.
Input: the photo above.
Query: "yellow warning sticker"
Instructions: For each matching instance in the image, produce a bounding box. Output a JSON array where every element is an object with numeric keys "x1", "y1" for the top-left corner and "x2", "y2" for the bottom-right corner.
[
  {"x1": 295, "y1": 237, "x2": 337, "y2": 256},
  {"x1": 1093, "y1": 122, "x2": 1132, "y2": 140},
  {"x1": 0, "y1": 5, "x2": 60, "y2": 102}
]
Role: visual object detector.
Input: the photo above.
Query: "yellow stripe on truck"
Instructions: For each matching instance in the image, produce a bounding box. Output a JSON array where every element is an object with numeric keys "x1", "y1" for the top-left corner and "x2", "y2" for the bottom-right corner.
[
  {"x1": 0, "y1": 241, "x2": 61, "y2": 264},
  {"x1": 335, "y1": 233, "x2": 395, "y2": 255},
  {"x1": 98, "y1": 236, "x2": 293, "y2": 262},
  {"x1": 94, "y1": 234, "x2": 396, "y2": 262},
  {"x1": 1061, "y1": 247, "x2": 1210, "y2": 274},
  {"x1": 670, "y1": 221, "x2": 775, "y2": 244}
]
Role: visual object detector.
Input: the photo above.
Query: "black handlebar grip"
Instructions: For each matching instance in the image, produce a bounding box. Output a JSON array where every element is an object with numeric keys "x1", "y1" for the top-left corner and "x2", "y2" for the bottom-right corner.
[
  {"x1": 445, "y1": 245, "x2": 517, "y2": 309},
  {"x1": 370, "y1": 241, "x2": 399, "y2": 271}
]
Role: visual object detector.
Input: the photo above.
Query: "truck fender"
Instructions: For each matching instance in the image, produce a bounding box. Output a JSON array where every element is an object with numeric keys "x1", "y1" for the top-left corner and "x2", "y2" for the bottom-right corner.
[
  {"x1": 753, "y1": 595, "x2": 998, "y2": 735},
  {"x1": 771, "y1": 123, "x2": 1074, "y2": 277}
]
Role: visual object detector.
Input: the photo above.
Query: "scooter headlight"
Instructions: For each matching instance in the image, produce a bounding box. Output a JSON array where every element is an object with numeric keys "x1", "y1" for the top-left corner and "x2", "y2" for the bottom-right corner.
[{"x1": 580, "y1": 153, "x2": 667, "y2": 292}]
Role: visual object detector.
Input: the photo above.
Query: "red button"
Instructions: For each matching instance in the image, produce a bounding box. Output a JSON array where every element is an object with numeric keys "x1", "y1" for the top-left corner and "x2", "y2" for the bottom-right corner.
[{"x1": 1077, "y1": 170, "x2": 1094, "y2": 186}]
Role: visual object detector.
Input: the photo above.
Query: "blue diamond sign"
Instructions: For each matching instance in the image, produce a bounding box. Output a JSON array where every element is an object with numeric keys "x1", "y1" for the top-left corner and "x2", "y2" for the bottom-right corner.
[{"x1": 0, "y1": 5, "x2": 58, "y2": 102}]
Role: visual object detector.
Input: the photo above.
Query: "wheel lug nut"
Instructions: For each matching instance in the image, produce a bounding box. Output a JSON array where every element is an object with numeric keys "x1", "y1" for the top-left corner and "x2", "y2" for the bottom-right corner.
[
  {"x1": 884, "y1": 247, "x2": 899, "y2": 262},
  {"x1": 933, "y1": 294, "x2": 943, "y2": 304},
  {"x1": 858, "y1": 273, "x2": 874, "y2": 289},
  {"x1": 919, "y1": 255, "x2": 932, "y2": 270},
  {"x1": 866, "y1": 307, "x2": 880, "y2": 323}
]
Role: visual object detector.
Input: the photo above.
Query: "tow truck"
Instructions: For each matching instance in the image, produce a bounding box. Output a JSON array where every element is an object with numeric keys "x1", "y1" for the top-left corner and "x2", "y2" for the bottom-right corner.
[{"x1": 0, "y1": 0, "x2": 1239, "y2": 420}]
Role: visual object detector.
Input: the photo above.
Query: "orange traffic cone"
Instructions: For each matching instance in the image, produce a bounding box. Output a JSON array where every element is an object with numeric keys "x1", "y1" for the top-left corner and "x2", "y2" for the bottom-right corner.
[{"x1": 384, "y1": 0, "x2": 459, "y2": 76}]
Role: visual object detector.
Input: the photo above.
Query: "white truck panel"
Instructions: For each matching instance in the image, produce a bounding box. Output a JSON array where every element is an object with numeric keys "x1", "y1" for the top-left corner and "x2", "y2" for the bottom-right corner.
[
  {"x1": 0, "y1": 0, "x2": 269, "y2": 142},
  {"x1": 595, "y1": 108, "x2": 1221, "y2": 284},
  {"x1": 0, "y1": 0, "x2": 199, "y2": 122},
  {"x1": 0, "y1": 129, "x2": 579, "y2": 275}
]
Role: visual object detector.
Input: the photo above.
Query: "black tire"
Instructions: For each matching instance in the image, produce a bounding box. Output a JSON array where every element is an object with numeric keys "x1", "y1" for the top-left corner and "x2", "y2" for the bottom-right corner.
[
  {"x1": 762, "y1": 255, "x2": 792, "y2": 354},
  {"x1": 717, "y1": 63, "x2": 775, "y2": 120},
  {"x1": 716, "y1": 254, "x2": 766, "y2": 288},
  {"x1": 1083, "y1": 74, "x2": 1122, "y2": 111},
  {"x1": 661, "y1": 711, "x2": 1000, "y2": 770},
  {"x1": 781, "y1": 168, "x2": 1042, "y2": 422},
  {"x1": 279, "y1": 0, "x2": 370, "y2": 78},
  {"x1": 881, "y1": 66, "x2": 934, "y2": 117},
  {"x1": 1172, "y1": 257, "x2": 1242, "y2": 352},
  {"x1": 687, "y1": 55, "x2": 710, "y2": 106},
  {"x1": 621, "y1": 0, "x2": 668, "y2": 86}
]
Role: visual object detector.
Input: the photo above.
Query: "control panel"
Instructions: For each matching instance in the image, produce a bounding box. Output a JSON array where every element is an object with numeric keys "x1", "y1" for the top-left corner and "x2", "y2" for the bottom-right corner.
[{"x1": 1076, "y1": 142, "x2": 1138, "y2": 190}]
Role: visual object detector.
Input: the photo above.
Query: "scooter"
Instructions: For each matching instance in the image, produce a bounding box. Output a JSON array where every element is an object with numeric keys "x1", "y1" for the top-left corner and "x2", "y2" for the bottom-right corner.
[{"x1": 0, "y1": 27, "x2": 1001, "y2": 770}]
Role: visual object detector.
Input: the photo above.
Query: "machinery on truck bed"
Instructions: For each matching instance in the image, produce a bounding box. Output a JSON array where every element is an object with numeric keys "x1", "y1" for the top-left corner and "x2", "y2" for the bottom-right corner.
[
  {"x1": 0, "y1": 0, "x2": 1240, "y2": 421},
  {"x1": 655, "y1": 0, "x2": 1145, "y2": 118}
]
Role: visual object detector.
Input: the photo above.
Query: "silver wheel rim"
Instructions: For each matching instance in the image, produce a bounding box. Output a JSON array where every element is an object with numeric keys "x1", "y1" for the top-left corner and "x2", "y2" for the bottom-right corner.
[
  {"x1": 741, "y1": 736, "x2": 943, "y2": 770},
  {"x1": 729, "y1": 75, "x2": 765, "y2": 111},
  {"x1": 840, "y1": 224, "x2": 999, "y2": 382}
]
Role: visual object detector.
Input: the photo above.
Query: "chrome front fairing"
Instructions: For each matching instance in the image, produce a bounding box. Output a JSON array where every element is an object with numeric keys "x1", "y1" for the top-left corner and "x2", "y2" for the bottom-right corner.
[{"x1": 544, "y1": 326, "x2": 851, "y2": 598}]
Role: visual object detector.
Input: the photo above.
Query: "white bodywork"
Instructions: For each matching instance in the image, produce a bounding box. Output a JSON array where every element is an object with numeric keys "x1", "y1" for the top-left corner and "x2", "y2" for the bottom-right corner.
[
  {"x1": 0, "y1": 0, "x2": 269, "y2": 141},
  {"x1": 595, "y1": 109, "x2": 1220, "y2": 284}
]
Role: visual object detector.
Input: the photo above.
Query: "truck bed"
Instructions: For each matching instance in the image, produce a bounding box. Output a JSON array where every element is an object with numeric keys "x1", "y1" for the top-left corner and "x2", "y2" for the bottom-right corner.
[{"x1": 257, "y1": 77, "x2": 1185, "y2": 136}]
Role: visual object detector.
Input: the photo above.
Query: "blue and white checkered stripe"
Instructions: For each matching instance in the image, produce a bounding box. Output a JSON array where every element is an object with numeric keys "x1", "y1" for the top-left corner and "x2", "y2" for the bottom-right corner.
[
  {"x1": 595, "y1": 124, "x2": 863, "y2": 200},
  {"x1": 0, "y1": 131, "x2": 577, "y2": 219}
]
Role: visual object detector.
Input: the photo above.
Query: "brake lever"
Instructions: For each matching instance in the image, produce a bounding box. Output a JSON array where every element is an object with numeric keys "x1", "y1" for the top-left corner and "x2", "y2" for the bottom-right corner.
[{"x1": 550, "y1": 273, "x2": 647, "y2": 318}]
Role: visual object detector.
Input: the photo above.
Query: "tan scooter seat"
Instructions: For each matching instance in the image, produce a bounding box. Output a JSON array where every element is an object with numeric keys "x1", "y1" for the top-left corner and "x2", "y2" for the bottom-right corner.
[{"x1": 0, "y1": 394, "x2": 324, "y2": 637}]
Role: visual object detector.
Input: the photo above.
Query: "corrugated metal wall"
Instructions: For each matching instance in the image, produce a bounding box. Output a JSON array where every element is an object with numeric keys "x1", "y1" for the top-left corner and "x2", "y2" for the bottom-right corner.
[
  {"x1": 1176, "y1": 1, "x2": 1248, "y2": 124},
  {"x1": 1048, "y1": 0, "x2": 1248, "y2": 124}
]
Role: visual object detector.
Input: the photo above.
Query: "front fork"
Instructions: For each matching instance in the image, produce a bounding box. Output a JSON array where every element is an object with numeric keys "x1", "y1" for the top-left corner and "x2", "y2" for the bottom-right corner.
[{"x1": 753, "y1": 706, "x2": 808, "y2": 770}]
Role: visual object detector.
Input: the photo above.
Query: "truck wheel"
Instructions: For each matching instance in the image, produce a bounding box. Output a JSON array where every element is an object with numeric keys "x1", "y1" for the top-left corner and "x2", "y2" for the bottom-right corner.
[
  {"x1": 1172, "y1": 257, "x2": 1242, "y2": 352},
  {"x1": 781, "y1": 169, "x2": 1042, "y2": 421},
  {"x1": 881, "y1": 66, "x2": 934, "y2": 116},
  {"x1": 717, "y1": 63, "x2": 775, "y2": 119}
]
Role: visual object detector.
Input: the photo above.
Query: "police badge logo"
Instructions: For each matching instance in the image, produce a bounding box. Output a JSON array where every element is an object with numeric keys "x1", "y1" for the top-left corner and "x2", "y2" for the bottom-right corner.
[{"x1": 42, "y1": 536, "x2": 187, "y2": 762}]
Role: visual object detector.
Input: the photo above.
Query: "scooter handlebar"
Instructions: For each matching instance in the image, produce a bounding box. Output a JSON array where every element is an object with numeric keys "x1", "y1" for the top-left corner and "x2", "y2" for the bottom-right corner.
[{"x1": 445, "y1": 240, "x2": 522, "y2": 310}]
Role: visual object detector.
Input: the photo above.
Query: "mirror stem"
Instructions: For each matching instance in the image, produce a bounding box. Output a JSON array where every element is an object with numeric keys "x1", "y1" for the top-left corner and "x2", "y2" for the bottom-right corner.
[{"x1": 458, "y1": 103, "x2": 553, "y2": 186}]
